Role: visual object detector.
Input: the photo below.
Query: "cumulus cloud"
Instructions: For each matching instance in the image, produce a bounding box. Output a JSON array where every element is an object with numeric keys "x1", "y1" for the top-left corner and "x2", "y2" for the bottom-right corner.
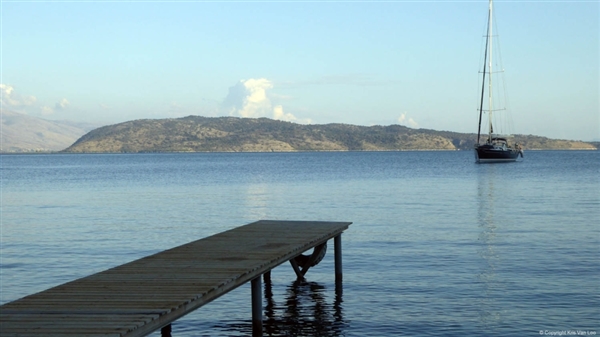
[
  {"x1": 223, "y1": 78, "x2": 273, "y2": 118},
  {"x1": 222, "y1": 78, "x2": 310, "y2": 123},
  {"x1": 398, "y1": 112, "x2": 418, "y2": 128},
  {"x1": 0, "y1": 84, "x2": 37, "y2": 107},
  {"x1": 55, "y1": 98, "x2": 70, "y2": 109},
  {"x1": 40, "y1": 106, "x2": 54, "y2": 116},
  {"x1": 273, "y1": 105, "x2": 297, "y2": 122}
]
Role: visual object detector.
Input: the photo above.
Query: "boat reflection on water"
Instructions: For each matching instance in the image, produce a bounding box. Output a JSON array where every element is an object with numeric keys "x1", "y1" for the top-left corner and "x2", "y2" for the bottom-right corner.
[
  {"x1": 216, "y1": 277, "x2": 346, "y2": 337},
  {"x1": 476, "y1": 165, "x2": 502, "y2": 329}
]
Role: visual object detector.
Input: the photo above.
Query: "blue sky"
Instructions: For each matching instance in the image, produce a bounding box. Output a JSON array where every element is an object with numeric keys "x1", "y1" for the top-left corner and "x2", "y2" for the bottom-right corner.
[{"x1": 2, "y1": 1, "x2": 598, "y2": 141}]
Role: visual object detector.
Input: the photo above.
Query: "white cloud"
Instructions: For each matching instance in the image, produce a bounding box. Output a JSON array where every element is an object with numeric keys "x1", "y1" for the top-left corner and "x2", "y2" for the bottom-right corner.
[
  {"x1": 222, "y1": 78, "x2": 310, "y2": 123},
  {"x1": 40, "y1": 106, "x2": 54, "y2": 116},
  {"x1": 0, "y1": 84, "x2": 37, "y2": 107},
  {"x1": 1, "y1": 85, "x2": 76, "y2": 119},
  {"x1": 398, "y1": 112, "x2": 418, "y2": 128},
  {"x1": 223, "y1": 78, "x2": 273, "y2": 118},
  {"x1": 55, "y1": 98, "x2": 70, "y2": 109},
  {"x1": 273, "y1": 105, "x2": 312, "y2": 124},
  {"x1": 273, "y1": 105, "x2": 294, "y2": 122}
]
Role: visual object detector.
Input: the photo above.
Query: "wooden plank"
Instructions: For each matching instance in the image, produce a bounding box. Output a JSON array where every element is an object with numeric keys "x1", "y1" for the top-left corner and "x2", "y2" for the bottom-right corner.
[{"x1": 0, "y1": 220, "x2": 350, "y2": 337}]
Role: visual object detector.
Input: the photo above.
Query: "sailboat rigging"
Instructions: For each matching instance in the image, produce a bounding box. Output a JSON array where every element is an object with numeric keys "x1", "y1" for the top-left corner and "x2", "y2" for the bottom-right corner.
[{"x1": 474, "y1": 0, "x2": 523, "y2": 163}]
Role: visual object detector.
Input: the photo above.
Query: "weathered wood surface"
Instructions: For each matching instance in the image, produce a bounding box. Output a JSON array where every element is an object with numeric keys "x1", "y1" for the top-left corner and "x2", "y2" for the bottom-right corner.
[{"x1": 0, "y1": 220, "x2": 351, "y2": 337}]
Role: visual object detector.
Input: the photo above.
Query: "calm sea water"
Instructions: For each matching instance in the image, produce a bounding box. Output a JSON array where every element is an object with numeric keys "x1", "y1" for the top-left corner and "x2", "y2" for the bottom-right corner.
[{"x1": 1, "y1": 151, "x2": 598, "y2": 336}]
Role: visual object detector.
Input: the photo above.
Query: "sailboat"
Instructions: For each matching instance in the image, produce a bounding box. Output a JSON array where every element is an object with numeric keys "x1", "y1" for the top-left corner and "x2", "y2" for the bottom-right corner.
[{"x1": 474, "y1": 0, "x2": 523, "y2": 163}]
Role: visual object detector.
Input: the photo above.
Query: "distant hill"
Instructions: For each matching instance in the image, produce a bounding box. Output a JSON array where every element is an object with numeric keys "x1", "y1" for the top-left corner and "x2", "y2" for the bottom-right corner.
[
  {"x1": 1, "y1": 110, "x2": 100, "y2": 152},
  {"x1": 63, "y1": 115, "x2": 597, "y2": 153}
]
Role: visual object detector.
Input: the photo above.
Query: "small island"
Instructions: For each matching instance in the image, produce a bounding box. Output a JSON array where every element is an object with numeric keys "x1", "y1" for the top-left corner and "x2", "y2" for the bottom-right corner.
[{"x1": 62, "y1": 116, "x2": 595, "y2": 153}]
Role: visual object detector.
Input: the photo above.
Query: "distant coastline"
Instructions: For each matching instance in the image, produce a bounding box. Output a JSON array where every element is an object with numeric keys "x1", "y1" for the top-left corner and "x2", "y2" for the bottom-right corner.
[
  {"x1": 2, "y1": 115, "x2": 597, "y2": 153},
  {"x1": 61, "y1": 116, "x2": 598, "y2": 153},
  {"x1": 2, "y1": 148, "x2": 598, "y2": 155}
]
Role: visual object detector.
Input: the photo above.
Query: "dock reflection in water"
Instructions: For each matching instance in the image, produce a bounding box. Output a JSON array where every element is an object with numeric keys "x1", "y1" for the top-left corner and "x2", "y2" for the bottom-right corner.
[{"x1": 216, "y1": 277, "x2": 346, "y2": 337}]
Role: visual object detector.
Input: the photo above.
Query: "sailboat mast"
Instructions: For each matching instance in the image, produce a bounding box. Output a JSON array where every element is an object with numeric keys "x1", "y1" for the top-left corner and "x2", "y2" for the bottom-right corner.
[
  {"x1": 476, "y1": 0, "x2": 492, "y2": 144},
  {"x1": 487, "y1": 0, "x2": 494, "y2": 142}
]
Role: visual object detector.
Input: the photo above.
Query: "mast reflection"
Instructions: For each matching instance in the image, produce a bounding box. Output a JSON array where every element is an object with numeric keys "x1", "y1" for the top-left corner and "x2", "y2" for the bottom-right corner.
[{"x1": 477, "y1": 165, "x2": 501, "y2": 329}]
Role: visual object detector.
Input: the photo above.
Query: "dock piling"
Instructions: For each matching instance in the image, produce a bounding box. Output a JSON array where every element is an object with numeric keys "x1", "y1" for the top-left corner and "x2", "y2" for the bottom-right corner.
[
  {"x1": 251, "y1": 276, "x2": 263, "y2": 337},
  {"x1": 160, "y1": 324, "x2": 172, "y2": 337},
  {"x1": 334, "y1": 234, "x2": 343, "y2": 283}
]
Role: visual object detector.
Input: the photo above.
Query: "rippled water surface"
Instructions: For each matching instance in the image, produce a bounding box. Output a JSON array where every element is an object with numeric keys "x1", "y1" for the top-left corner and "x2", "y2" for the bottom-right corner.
[{"x1": 1, "y1": 151, "x2": 598, "y2": 336}]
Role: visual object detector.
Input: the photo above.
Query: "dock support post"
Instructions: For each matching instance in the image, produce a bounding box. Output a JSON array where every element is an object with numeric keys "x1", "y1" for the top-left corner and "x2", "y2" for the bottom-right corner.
[
  {"x1": 263, "y1": 270, "x2": 271, "y2": 283},
  {"x1": 160, "y1": 324, "x2": 172, "y2": 337},
  {"x1": 251, "y1": 276, "x2": 263, "y2": 337},
  {"x1": 289, "y1": 258, "x2": 304, "y2": 280},
  {"x1": 334, "y1": 234, "x2": 342, "y2": 283}
]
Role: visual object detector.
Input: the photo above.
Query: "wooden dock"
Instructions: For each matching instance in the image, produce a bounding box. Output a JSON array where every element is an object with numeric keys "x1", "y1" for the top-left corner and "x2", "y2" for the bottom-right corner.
[{"x1": 0, "y1": 220, "x2": 351, "y2": 337}]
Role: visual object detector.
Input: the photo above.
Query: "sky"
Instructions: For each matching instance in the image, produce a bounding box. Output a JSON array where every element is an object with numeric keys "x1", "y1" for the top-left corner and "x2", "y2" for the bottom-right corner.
[{"x1": 1, "y1": 1, "x2": 598, "y2": 141}]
